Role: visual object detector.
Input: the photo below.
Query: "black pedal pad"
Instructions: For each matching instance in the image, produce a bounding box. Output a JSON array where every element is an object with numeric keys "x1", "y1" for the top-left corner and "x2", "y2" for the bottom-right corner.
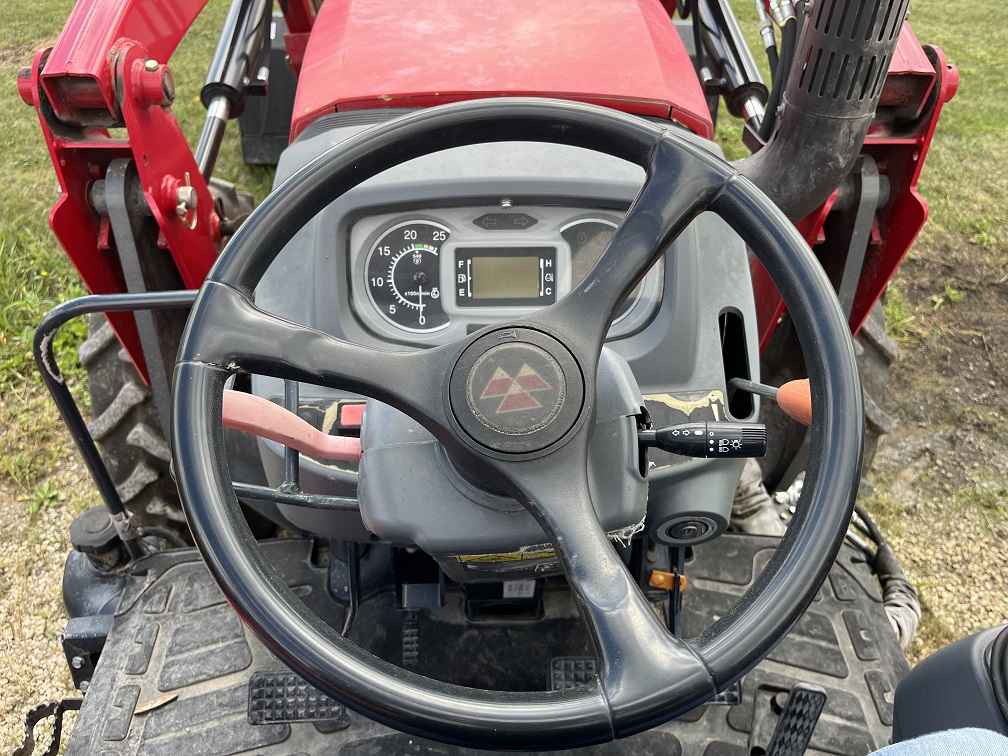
[
  {"x1": 402, "y1": 611, "x2": 420, "y2": 667},
  {"x1": 765, "y1": 683, "x2": 827, "y2": 756},
  {"x1": 248, "y1": 671, "x2": 348, "y2": 730},
  {"x1": 550, "y1": 657, "x2": 597, "y2": 691}
]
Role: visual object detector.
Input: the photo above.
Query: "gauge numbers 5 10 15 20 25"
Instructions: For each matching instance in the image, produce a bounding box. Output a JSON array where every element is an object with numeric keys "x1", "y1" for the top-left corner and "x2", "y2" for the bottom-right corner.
[{"x1": 365, "y1": 220, "x2": 450, "y2": 332}]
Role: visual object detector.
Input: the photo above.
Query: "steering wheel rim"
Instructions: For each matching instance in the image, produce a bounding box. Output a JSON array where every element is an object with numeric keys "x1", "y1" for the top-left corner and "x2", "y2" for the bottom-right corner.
[{"x1": 172, "y1": 98, "x2": 863, "y2": 749}]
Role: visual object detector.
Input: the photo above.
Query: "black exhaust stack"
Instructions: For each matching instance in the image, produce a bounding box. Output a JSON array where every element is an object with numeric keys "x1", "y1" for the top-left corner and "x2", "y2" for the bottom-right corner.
[{"x1": 733, "y1": 0, "x2": 910, "y2": 221}]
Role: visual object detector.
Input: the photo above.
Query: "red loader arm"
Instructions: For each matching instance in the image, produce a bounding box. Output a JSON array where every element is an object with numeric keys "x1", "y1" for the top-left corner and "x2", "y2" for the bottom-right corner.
[{"x1": 17, "y1": 0, "x2": 317, "y2": 381}]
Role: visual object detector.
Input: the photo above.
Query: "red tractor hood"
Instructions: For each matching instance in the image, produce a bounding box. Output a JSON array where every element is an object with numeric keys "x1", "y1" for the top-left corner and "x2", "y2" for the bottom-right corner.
[{"x1": 291, "y1": 0, "x2": 713, "y2": 140}]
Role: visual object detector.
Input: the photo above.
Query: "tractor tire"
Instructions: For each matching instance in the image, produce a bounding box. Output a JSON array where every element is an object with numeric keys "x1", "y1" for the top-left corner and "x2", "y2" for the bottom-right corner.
[
  {"x1": 78, "y1": 315, "x2": 188, "y2": 533},
  {"x1": 759, "y1": 301, "x2": 897, "y2": 493},
  {"x1": 854, "y1": 301, "x2": 898, "y2": 489}
]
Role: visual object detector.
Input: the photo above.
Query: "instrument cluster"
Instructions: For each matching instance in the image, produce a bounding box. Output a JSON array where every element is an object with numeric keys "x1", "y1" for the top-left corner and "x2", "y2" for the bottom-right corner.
[{"x1": 348, "y1": 205, "x2": 664, "y2": 344}]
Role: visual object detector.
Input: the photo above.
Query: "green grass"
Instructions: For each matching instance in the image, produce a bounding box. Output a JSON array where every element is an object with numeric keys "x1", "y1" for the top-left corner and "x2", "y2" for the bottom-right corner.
[
  {"x1": 0, "y1": 1, "x2": 273, "y2": 497},
  {"x1": 909, "y1": 2, "x2": 1008, "y2": 252}
]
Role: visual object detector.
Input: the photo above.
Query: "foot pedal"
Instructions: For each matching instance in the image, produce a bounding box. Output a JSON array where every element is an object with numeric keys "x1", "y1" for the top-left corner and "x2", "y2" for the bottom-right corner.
[
  {"x1": 550, "y1": 657, "x2": 597, "y2": 691},
  {"x1": 765, "y1": 683, "x2": 827, "y2": 756},
  {"x1": 248, "y1": 671, "x2": 349, "y2": 732},
  {"x1": 402, "y1": 611, "x2": 419, "y2": 667}
]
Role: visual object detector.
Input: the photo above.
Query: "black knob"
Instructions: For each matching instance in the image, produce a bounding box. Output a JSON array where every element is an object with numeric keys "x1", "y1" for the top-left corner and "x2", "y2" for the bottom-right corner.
[{"x1": 638, "y1": 421, "x2": 766, "y2": 459}]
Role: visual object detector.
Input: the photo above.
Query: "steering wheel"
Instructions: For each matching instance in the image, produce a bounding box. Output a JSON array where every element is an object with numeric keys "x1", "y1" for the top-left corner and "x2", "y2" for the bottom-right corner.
[{"x1": 172, "y1": 98, "x2": 862, "y2": 750}]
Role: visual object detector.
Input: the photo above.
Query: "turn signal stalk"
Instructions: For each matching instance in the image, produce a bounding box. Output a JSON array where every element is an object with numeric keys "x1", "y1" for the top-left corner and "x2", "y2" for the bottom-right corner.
[{"x1": 638, "y1": 421, "x2": 767, "y2": 458}]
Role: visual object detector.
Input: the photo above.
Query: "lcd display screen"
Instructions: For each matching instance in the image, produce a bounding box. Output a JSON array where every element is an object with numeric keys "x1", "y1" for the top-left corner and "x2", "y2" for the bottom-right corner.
[
  {"x1": 471, "y1": 255, "x2": 540, "y2": 300},
  {"x1": 455, "y1": 246, "x2": 556, "y2": 308}
]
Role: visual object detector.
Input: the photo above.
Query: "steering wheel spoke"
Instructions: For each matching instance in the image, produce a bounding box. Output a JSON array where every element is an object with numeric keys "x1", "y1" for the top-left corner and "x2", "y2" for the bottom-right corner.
[
  {"x1": 528, "y1": 133, "x2": 733, "y2": 351},
  {"x1": 505, "y1": 446, "x2": 714, "y2": 734},
  {"x1": 180, "y1": 280, "x2": 456, "y2": 439}
]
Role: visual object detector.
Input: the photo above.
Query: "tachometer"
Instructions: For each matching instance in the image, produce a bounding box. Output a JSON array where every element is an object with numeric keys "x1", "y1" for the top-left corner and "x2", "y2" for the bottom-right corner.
[{"x1": 365, "y1": 220, "x2": 450, "y2": 332}]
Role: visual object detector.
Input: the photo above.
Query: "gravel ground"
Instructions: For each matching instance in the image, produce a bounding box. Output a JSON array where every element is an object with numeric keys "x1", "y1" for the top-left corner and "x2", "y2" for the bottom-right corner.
[
  {"x1": 0, "y1": 466, "x2": 88, "y2": 751},
  {"x1": 872, "y1": 400, "x2": 1008, "y2": 663}
]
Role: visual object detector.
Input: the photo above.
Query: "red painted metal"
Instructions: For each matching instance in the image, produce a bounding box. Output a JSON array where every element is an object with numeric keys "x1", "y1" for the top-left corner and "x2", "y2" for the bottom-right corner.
[
  {"x1": 752, "y1": 23, "x2": 958, "y2": 353},
  {"x1": 114, "y1": 43, "x2": 219, "y2": 286},
  {"x1": 27, "y1": 0, "x2": 951, "y2": 377},
  {"x1": 22, "y1": 48, "x2": 142, "y2": 372},
  {"x1": 279, "y1": 0, "x2": 316, "y2": 74},
  {"x1": 280, "y1": 0, "x2": 317, "y2": 34},
  {"x1": 290, "y1": 0, "x2": 713, "y2": 140},
  {"x1": 41, "y1": 0, "x2": 210, "y2": 124},
  {"x1": 751, "y1": 197, "x2": 836, "y2": 353},
  {"x1": 24, "y1": 36, "x2": 221, "y2": 379},
  {"x1": 855, "y1": 42, "x2": 958, "y2": 334},
  {"x1": 283, "y1": 32, "x2": 311, "y2": 77},
  {"x1": 24, "y1": 0, "x2": 232, "y2": 377}
]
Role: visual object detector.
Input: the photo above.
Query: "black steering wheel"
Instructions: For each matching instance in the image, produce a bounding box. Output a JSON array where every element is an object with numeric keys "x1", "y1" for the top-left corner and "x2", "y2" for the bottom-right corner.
[{"x1": 172, "y1": 98, "x2": 862, "y2": 750}]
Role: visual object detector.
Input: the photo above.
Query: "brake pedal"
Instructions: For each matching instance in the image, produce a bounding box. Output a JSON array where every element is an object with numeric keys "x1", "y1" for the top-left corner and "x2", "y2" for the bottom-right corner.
[
  {"x1": 765, "y1": 683, "x2": 827, "y2": 756},
  {"x1": 402, "y1": 611, "x2": 420, "y2": 668},
  {"x1": 550, "y1": 657, "x2": 597, "y2": 691},
  {"x1": 248, "y1": 671, "x2": 349, "y2": 732}
]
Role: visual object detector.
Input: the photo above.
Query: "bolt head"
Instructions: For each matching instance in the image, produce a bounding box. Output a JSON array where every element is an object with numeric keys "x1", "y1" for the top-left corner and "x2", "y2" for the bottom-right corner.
[
  {"x1": 176, "y1": 185, "x2": 198, "y2": 209},
  {"x1": 144, "y1": 59, "x2": 159, "y2": 72}
]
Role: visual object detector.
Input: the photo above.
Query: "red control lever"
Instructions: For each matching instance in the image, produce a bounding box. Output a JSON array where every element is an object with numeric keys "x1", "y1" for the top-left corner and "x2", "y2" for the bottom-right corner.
[{"x1": 222, "y1": 390, "x2": 362, "y2": 462}]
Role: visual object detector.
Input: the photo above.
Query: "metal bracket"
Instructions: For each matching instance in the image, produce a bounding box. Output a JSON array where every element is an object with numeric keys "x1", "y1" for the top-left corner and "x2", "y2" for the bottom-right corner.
[
  {"x1": 837, "y1": 156, "x2": 881, "y2": 317},
  {"x1": 14, "y1": 697, "x2": 83, "y2": 756},
  {"x1": 105, "y1": 159, "x2": 183, "y2": 441}
]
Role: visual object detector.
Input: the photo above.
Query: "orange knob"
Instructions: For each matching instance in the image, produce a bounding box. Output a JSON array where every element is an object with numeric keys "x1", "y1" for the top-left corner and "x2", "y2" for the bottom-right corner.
[{"x1": 777, "y1": 379, "x2": 812, "y2": 427}]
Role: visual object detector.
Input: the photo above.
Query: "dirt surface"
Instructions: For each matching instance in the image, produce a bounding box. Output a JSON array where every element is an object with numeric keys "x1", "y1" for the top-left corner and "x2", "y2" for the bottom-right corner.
[{"x1": 870, "y1": 237, "x2": 1008, "y2": 662}]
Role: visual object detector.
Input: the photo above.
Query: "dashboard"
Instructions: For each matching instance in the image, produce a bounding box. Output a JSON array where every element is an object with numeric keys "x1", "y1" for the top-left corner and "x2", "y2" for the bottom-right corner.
[
  {"x1": 348, "y1": 206, "x2": 663, "y2": 344},
  {"x1": 251, "y1": 118, "x2": 762, "y2": 550}
]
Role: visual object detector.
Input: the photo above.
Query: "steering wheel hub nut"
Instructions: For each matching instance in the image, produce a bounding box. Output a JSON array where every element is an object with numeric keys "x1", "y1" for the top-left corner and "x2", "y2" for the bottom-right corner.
[{"x1": 449, "y1": 328, "x2": 584, "y2": 454}]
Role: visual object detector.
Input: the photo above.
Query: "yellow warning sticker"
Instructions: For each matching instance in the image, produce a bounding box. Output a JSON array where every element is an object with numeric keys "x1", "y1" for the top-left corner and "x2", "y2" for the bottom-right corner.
[
  {"x1": 457, "y1": 548, "x2": 557, "y2": 563},
  {"x1": 643, "y1": 390, "x2": 725, "y2": 421}
]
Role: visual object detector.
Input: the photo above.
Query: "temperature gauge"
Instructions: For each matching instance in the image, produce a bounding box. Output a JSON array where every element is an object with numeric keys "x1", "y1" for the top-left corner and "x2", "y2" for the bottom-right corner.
[{"x1": 365, "y1": 220, "x2": 449, "y2": 332}]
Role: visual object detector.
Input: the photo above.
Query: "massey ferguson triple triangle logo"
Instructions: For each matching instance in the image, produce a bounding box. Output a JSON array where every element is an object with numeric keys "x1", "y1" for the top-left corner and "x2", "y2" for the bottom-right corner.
[
  {"x1": 479, "y1": 364, "x2": 552, "y2": 414},
  {"x1": 464, "y1": 341, "x2": 566, "y2": 437}
]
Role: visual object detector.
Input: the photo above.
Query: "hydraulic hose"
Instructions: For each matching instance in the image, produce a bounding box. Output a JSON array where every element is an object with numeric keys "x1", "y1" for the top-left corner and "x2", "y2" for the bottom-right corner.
[
  {"x1": 767, "y1": 44, "x2": 779, "y2": 79},
  {"x1": 874, "y1": 542, "x2": 922, "y2": 650},
  {"x1": 850, "y1": 502, "x2": 921, "y2": 650},
  {"x1": 756, "y1": 1, "x2": 779, "y2": 78},
  {"x1": 758, "y1": 17, "x2": 796, "y2": 141}
]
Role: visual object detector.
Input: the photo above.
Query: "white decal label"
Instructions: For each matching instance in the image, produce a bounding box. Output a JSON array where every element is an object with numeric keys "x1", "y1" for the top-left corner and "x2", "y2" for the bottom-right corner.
[{"x1": 503, "y1": 580, "x2": 536, "y2": 599}]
